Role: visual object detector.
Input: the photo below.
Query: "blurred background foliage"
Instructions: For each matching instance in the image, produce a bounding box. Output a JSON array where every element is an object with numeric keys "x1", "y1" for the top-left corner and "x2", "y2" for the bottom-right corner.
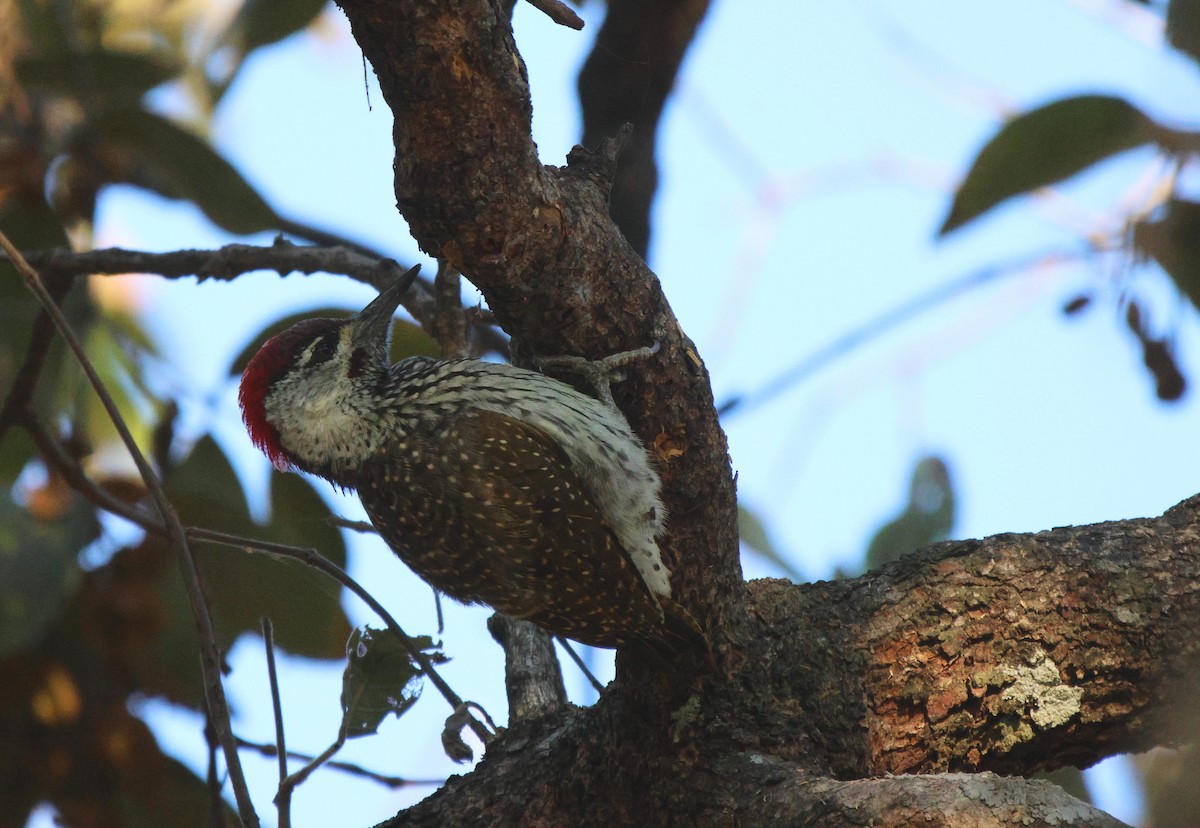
[{"x1": 1, "y1": 0, "x2": 1200, "y2": 825}]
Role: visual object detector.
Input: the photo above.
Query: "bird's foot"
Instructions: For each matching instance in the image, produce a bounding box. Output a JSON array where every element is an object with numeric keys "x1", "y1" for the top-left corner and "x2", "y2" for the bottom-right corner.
[{"x1": 534, "y1": 342, "x2": 660, "y2": 408}]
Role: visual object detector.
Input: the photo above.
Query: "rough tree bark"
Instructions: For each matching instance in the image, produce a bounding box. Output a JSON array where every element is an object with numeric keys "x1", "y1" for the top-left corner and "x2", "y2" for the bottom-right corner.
[{"x1": 324, "y1": 1, "x2": 1199, "y2": 825}]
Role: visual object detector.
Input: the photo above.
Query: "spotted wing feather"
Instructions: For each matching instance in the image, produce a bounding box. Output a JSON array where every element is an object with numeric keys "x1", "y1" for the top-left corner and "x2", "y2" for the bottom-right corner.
[{"x1": 354, "y1": 409, "x2": 669, "y2": 649}]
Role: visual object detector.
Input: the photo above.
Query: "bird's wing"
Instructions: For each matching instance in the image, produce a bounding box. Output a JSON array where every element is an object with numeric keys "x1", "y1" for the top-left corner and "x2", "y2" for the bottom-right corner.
[{"x1": 361, "y1": 409, "x2": 666, "y2": 648}]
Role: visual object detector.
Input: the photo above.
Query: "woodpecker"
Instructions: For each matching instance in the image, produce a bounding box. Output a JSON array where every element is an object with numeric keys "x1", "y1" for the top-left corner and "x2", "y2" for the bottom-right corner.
[{"x1": 238, "y1": 266, "x2": 704, "y2": 656}]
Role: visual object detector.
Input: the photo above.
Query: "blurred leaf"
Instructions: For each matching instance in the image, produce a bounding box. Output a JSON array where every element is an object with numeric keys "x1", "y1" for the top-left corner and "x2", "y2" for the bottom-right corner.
[
  {"x1": 73, "y1": 538, "x2": 176, "y2": 702},
  {"x1": 16, "y1": 50, "x2": 178, "y2": 103},
  {"x1": 39, "y1": 697, "x2": 225, "y2": 828},
  {"x1": 1141, "y1": 337, "x2": 1187, "y2": 402},
  {"x1": 223, "y1": 0, "x2": 330, "y2": 54},
  {"x1": 0, "y1": 196, "x2": 106, "y2": 476},
  {"x1": 1061, "y1": 294, "x2": 1092, "y2": 317},
  {"x1": 0, "y1": 196, "x2": 69, "y2": 359},
  {"x1": 104, "y1": 306, "x2": 161, "y2": 359},
  {"x1": 865, "y1": 456, "x2": 956, "y2": 571},
  {"x1": 0, "y1": 491, "x2": 95, "y2": 658},
  {"x1": 13, "y1": 1, "x2": 68, "y2": 55},
  {"x1": 167, "y1": 436, "x2": 350, "y2": 661},
  {"x1": 1145, "y1": 748, "x2": 1200, "y2": 828},
  {"x1": 1168, "y1": 0, "x2": 1200, "y2": 67},
  {"x1": 738, "y1": 504, "x2": 802, "y2": 580},
  {"x1": 122, "y1": 755, "x2": 240, "y2": 827},
  {"x1": 76, "y1": 320, "x2": 161, "y2": 460},
  {"x1": 1134, "y1": 198, "x2": 1200, "y2": 312},
  {"x1": 940, "y1": 96, "x2": 1161, "y2": 234},
  {"x1": 0, "y1": 429, "x2": 37, "y2": 482},
  {"x1": 341, "y1": 626, "x2": 430, "y2": 738},
  {"x1": 389, "y1": 318, "x2": 442, "y2": 363},
  {"x1": 1034, "y1": 767, "x2": 1092, "y2": 806},
  {"x1": 93, "y1": 108, "x2": 279, "y2": 235},
  {"x1": 229, "y1": 308, "x2": 438, "y2": 376}
]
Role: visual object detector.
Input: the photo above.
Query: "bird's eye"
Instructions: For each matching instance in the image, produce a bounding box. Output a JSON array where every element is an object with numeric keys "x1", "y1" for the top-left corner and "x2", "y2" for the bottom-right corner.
[{"x1": 300, "y1": 336, "x2": 337, "y2": 368}]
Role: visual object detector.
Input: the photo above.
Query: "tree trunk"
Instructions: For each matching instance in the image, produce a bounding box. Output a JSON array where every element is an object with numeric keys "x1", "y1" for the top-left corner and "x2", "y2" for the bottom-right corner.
[{"x1": 327, "y1": 1, "x2": 1199, "y2": 824}]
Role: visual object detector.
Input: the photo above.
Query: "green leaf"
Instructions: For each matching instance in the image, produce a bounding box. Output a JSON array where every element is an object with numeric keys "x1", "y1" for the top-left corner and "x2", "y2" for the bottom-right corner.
[
  {"x1": 229, "y1": 308, "x2": 438, "y2": 376},
  {"x1": 341, "y1": 626, "x2": 431, "y2": 738},
  {"x1": 1168, "y1": 0, "x2": 1200, "y2": 67},
  {"x1": 122, "y1": 756, "x2": 240, "y2": 827},
  {"x1": 16, "y1": 50, "x2": 178, "y2": 103},
  {"x1": 0, "y1": 493, "x2": 95, "y2": 658},
  {"x1": 737, "y1": 504, "x2": 802, "y2": 580},
  {"x1": 14, "y1": 1, "x2": 69, "y2": 55},
  {"x1": 76, "y1": 320, "x2": 160, "y2": 460},
  {"x1": 389, "y1": 318, "x2": 442, "y2": 363},
  {"x1": 166, "y1": 436, "x2": 350, "y2": 662},
  {"x1": 0, "y1": 198, "x2": 67, "y2": 427},
  {"x1": 224, "y1": 0, "x2": 330, "y2": 54},
  {"x1": 940, "y1": 95, "x2": 1161, "y2": 234},
  {"x1": 0, "y1": 429, "x2": 37, "y2": 482},
  {"x1": 865, "y1": 456, "x2": 955, "y2": 571},
  {"x1": 93, "y1": 108, "x2": 279, "y2": 235},
  {"x1": 1134, "y1": 199, "x2": 1200, "y2": 312},
  {"x1": 151, "y1": 436, "x2": 350, "y2": 706}
]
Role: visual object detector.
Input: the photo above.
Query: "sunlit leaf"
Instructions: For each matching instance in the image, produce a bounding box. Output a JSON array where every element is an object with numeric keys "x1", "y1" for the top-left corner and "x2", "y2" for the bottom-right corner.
[
  {"x1": 16, "y1": 50, "x2": 178, "y2": 103},
  {"x1": 93, "y1": 108, "x2": 279, "y2": 235},
  {"x1": 1168, "y1": 0, "x2": 1200, "y2": 67},
  {"x1": 341, "y1": 626, "x2": 430, "y2": 738},
  {"x1": 737, "y1": 504, "x2": 801, "y2": 580},
  {"x1": 940, "y1": 96, "x2": 1162, "y2": 234},
  {"x1": 76, "y1": 321, "x2": 160, "y2": 463},
  {"x1": 229, "y1": 307, "x2": 438, "y2": 376}
]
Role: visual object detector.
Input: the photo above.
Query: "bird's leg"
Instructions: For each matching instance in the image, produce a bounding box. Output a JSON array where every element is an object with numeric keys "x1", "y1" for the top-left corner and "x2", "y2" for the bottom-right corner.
[{"x1": 533, "y1": 342, "x2": 660, "y2": 409}]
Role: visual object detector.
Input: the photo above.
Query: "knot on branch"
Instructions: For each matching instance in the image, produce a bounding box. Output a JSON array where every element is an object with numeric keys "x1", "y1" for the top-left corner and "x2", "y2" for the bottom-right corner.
[{"x1": 565, "y1": 123, "x2": 633, "y2": 199}]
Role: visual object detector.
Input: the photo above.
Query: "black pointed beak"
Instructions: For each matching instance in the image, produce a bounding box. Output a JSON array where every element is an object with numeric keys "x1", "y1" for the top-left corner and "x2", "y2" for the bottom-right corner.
[{"x1": 351, "y1": 263, "x2": 421, "y2": 349}]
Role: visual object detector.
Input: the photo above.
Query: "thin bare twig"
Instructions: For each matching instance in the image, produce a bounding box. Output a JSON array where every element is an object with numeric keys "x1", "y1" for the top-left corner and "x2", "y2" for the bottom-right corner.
[
  {"x1": 236, "y1": 737, "x2": 443, "y2": 787},
  {"x1": 717, "y1": 246, "x2": 1087, "y2": 416},
  {"x1": 187, "y1": 528, "x2": 495, "y2": 746},
  {"x1": 0, "y1": 232, "x2": 260, "y2": 827},
  {"x1": 6, "y1": 243, "x2": 511, "y2": 356},
  {"x1": 328, "y1": 516, "x2": 377, "y2": 534},
  {"x1": 555, "y1": 637, "x2": 605, "y2": 695},
  {"x1": 261, "y1": 618, "x2": 291, "y2": 828},
  {"x1": 276, "y1": 720, "x2": 348, "y2": 802},
  {"x1": 15, "y1": 242, "x2": 436, "y2": 320}
]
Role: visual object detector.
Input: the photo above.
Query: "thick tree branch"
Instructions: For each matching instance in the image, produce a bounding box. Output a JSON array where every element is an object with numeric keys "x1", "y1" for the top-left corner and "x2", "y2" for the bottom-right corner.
[
  {"x1": 313, "y1": 3, "x2": 1185, "y2": 825},
  {"x1": 383, "y1": 498, "x2": 1197, "y2": 825},
  {"x1": 747, "y1": 493, "x2": 1200, "y2": 777},
  {"x1": 334, "y1": 0, "x2": 743, "y2": 668}
]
